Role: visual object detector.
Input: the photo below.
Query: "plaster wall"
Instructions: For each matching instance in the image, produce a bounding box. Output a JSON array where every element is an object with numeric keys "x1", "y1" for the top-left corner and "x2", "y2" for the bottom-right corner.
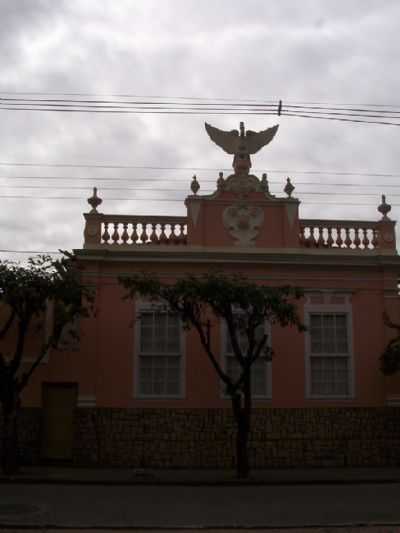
[{"x1": 18, "y1": 256, "x2": 399, "y2": 409}]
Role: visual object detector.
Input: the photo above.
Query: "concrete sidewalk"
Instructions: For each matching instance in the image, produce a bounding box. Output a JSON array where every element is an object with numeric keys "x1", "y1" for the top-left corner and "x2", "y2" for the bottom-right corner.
[{"x1": 1, "y1": 465, "x2": 400, "y2": 485}]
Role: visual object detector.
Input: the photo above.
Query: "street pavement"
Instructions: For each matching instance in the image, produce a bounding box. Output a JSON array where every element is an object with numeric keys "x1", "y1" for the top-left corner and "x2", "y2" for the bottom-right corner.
[
  {"x1": 1, "y1": 466, "x2": 400, "y2": 485},
  {"x1": 0, "y1": 529, "x2": 399, "y2": 533},
  {"x1": 0, "y1": 482, "x2": 400, "y2": 528}
]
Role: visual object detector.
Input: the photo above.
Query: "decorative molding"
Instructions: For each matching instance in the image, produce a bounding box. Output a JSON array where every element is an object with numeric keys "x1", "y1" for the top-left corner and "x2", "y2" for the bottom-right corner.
[
  {"x1": 223, "y1": 202, "x2": 264, "y2": 246},
  {"x1": 222, "y1": 173, "x2": 272, "y2": 196}
]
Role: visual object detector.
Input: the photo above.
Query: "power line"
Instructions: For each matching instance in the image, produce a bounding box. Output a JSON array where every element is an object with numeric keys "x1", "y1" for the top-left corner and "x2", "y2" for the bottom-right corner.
[
  {"x1": 0, "y1": 185, "x2": 397, "y2": 197},
  {"x1": 0, "y1": 91, "x2": 400, "y2": 107},
  {"x1": 0, "y1": 106, "x2": 279, "y2": 116},
  {"x1": 0, "y1": 92, "x2": 280, "y2": 103},
  {"x1": 284, "y1": 112, "x2": 400, "y2": 127},
  {"x1": 2, "y1": 96, "x2": 400, "y2": 125},
  {"x1": 0, "y1": 249, "x2": 61, "y2": 255},
  {"x1": 0, "y1": 177, "x2": 400, "y2": 188},
  {"x1": 4, "y1": 99, "x2": 400, "y2": 119},
  {"x1": 1, "y1": 163, "x2": 400, "y2": 178},
  {"x1": 0, "y1": 194, "x2": 392, "y2": 206},
  {"x1": 1, "y1": 94, "x2": 400, "y2": 110}
]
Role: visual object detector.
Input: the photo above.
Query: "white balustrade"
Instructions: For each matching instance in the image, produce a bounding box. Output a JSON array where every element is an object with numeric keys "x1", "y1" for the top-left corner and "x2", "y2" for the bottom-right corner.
[
  {"x1": 299, "y1": 219, "x2": 379, "y2": 250},
  {"x1": 97, "y1": 215, "x2": 187, "y2": 246}
]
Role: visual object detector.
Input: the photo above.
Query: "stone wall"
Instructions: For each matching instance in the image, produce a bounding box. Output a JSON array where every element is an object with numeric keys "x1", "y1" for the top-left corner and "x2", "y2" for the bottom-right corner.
[
  {"x1": 0, "y1": 408, "x2": 42, "y2": 466},
  {"x1": 74, "y1": 407, "x2": 400, "y2": 468},
  {"x1": 1, "y1": 407, "x2": 400, "y2": 468}
]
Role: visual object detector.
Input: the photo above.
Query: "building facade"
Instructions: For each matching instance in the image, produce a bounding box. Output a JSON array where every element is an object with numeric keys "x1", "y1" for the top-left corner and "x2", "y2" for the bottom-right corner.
[{"x1": 7, "y1": 124, "x2": 400, "y2": 467}]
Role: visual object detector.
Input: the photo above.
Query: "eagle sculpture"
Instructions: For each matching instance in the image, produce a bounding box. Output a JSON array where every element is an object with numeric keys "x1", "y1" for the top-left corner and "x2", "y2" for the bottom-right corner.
[{"x1": 205, "y1": 121, "x2": 279, "y2": 174}]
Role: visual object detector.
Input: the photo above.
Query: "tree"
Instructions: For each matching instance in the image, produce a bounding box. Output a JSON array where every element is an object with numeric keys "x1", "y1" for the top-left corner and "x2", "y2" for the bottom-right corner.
[
  {"x1": 380, "y1": 312, "x2": 400, "y2": 375},
  {"x1": 0, "y1": 254, "x2": 93, "y2": 474},
  {"x1": 120, "y1": 272, "x2": 304, "y2": 478}
]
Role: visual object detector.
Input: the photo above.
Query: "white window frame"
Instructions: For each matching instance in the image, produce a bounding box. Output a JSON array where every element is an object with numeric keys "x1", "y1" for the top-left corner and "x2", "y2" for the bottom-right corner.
[
  {"x1": 134, "y1": 301, "x2": 185, "y2": 399},
  {"x1": 304, "y1": 294, "x2": 354, "y2": 400},
  {"x1": 221, "y1": 315, "x2": 272, "y2": 400}
]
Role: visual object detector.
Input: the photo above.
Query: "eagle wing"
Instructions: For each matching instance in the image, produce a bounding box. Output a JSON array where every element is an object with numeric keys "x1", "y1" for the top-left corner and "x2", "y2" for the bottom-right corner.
[
  {"x1": 246, "y1": 124, "x2": 279, "y2": 154},
  {"x1": 205, "y1": 122, "x2": 239, "y2": 154}
]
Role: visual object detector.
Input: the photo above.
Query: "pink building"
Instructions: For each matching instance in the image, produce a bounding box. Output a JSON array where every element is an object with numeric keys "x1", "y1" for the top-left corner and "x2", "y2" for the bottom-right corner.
[{"x1": 13, "y1": 125, "x2": 400, "y2": 467}]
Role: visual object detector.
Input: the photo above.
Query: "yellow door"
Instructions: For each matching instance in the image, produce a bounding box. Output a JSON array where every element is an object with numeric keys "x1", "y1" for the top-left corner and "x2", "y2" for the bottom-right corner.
[{"x1": 41, "y1": 383, "x2": 78, "y2": 461}]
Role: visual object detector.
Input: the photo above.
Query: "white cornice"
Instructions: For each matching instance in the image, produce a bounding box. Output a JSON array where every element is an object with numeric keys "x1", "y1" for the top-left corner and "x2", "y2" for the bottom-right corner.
[{"x1": 74, "y1": 245, "x2": 400, "y2": 269}]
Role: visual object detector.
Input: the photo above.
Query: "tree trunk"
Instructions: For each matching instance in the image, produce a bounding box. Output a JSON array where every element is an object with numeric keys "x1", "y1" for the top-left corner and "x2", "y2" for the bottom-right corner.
[
  {"x1": 232, "y1": 393, "x2": 250, "y2": 479},
  {"x1": 1, "y1": 401, "x2": 19, "y2": 475}
]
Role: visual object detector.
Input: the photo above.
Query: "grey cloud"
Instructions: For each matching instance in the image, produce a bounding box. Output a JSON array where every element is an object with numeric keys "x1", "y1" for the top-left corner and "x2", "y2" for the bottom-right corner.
[{"x1": 0, "y1": 0, "x2": 399, "y2": 257}]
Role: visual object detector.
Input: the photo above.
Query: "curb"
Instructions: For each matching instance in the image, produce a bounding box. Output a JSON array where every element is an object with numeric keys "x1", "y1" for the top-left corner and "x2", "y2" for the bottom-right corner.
[
  {"x1": 0, "y1": 476, "x2": 399, "y2": 486},
  {"x1": 1, "y1": 522, "x2": 400, "y2": 530}
]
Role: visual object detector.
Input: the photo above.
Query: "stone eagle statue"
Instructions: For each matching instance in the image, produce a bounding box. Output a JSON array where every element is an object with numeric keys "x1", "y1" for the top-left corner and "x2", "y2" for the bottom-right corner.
[{"x1": 205, "y1": 121, "x2": 279, "y2": 174}]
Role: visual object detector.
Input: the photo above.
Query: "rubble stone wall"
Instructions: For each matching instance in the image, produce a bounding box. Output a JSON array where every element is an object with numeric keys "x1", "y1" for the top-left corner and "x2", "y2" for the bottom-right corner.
[{"x1": 2, "y1": 407, "x2": 400, "y2": 468}]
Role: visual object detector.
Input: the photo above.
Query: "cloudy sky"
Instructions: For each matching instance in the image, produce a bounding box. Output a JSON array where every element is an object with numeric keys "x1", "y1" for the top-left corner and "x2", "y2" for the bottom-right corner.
[{"x1": 0, "y1": 0, "x2": 399, "y2": 258}]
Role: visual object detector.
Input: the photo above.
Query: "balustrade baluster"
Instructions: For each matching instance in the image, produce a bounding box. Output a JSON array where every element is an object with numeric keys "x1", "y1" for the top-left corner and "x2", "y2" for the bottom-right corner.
[
  {"x1": 326, "y1": 227, "x2": 334, "y2": 247},
  {"x1": 372, "y1": 229, "x2": 379, "y2": 248},
  {"x1": 354, "y1": 227, "x2": 361, "y2": 249},
  {"x1": 344, "y1": 228, "x2": 352, "y2": 248},
  {"x1": 317, "y1": 226, "x2": 324, "y2": 247},
  {"x1": 336, "y1": 227, "x2": 344, "y2": 247},
  {"x1": 173, "y1": 224, "x2": 181, "y2": 244},
  {"x1": 178, "y1": 224, "x2": 186, "y2": 244},
  {"x1": 159, "y1": 223, "x2": 168, "y2": 244},
  {"x1": 150, "y1": 223, "x2": 158, "y2": 243},
  {"x1": 298, "y1": 225, "x2": 305, "y2": 245},
  {"x1": 141, "y1": 224, "x2": 148, "y2": 243},
  {"x1": 131, "y1": 223, "x2": 139, "y2": 244},
  {"x1": 304, "y1": 227, "x2": 312, "y2": 247},
  {"x1": 111, "y1": 223, "x2": 119, "y2": 244},
  {"x1": 121, "y1": 223, "x2": 129, "y2": 244},
  {"x1": 102, "y1": 222, "x2": 110, "y2": 243},
  {"x1": 361, "y1": 228, "x2": 370, "y2": 249}
]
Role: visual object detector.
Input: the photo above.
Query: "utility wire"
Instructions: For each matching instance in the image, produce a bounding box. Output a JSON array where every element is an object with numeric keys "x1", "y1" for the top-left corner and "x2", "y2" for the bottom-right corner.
[
  {"x1": 1, "y1": 177, "x2": 400, "y2": 188},
  {"x1": 284, "y1": 112, "x2": 400, "y2": 127},
  {"x1": 1, "y1": 163, "x2": 400, "y2": 178},
  {"x1": 1, "y1": 91, "x2": 400, "y2": 108},
  {"x1": 2, "y1": 96, "x2": 400, "y2": 125},
  {"x1": 0, "y1": 249, "x2": 61, "y2": 255},
  {"x1": 0, "y1": 194, "x2": 391, "y2": 206},
  {"x1": 0, "y1": 185, "x2": 397, "y2": 197},
  {"x1": 2, "y1": 96, "x2": 400, "y2": 113}
]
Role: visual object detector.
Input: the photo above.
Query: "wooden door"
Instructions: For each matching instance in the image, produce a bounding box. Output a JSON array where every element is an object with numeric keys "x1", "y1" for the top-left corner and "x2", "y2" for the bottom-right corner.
[{"x1": 41, "y1": 382, "x2": 78, "y2": 461}]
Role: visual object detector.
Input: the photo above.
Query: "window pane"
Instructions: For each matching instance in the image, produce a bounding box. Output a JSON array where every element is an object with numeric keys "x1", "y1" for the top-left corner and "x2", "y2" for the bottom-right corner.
[
  {"x1": 309, "y1": 313, "x2": 349, "y2": 355},
  {"x1": 138, "y1": 355, "x2": 182, "y2": 396},
  {"x1": 225, "y1": 356, "x2": 269, "y2": 397},
  {"x1": 310, "y1": 356, "x2": 349, "y2": 396},
  {"x1": 138, "y1": 308, "x2": 182, "y2": 396}
]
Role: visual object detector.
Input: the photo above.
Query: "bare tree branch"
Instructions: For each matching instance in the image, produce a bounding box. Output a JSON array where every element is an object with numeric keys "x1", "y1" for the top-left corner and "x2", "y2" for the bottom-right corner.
[{"x1": 0, "y1": 310, "x2": 15, "y2": 340}]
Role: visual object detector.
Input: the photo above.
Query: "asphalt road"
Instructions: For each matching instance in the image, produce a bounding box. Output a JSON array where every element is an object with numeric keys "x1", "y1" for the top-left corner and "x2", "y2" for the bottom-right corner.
[{"x1": 0, "y1": 483, "x2": 399, "y2": 528}]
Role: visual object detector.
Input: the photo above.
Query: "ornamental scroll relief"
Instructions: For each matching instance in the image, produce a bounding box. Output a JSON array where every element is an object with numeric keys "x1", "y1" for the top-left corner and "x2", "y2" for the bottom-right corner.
[{"x1": 223, "y1": 203, "x2": 264, "y2": 246}]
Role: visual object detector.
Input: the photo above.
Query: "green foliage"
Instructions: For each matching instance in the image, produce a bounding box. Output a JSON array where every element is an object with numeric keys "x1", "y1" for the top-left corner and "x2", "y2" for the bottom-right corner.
[
  {"x1": 380, "y1": 339, "x2": 400, "y2": 375},
  {"x1": 121, "y1": 272, "x2": 303, "y2": 326},
  {"x1": 0, "y1": 253, "x2": 93, "y2": 398},
  {"x1": 120, "y1": 272, "x2": 304, "y2": 394},
  {"x1": 120, "y1": 271, "x2": 304, "y2": 479}
]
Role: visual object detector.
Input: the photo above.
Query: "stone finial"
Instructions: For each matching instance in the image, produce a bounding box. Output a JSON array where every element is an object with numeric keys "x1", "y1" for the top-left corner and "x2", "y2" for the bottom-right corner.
[
  {"x1": 261, "y1": 173, "x2": 270, "y2": 194},
  {"x1": 191, "y1": 175, "x2": 200, "y2": 195},
  {"x1": 284, "y1": 177, "x2": 295, "y2": 198},
  {"x1": 378, "y1": 194, "x2": 391, "y2": 220},
  {"x1": 87, "y1": 187, "x2": 102, "y2": 213},
  {"x1": 217, "y1": 171, "x2": 225, "y2": 191}
]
